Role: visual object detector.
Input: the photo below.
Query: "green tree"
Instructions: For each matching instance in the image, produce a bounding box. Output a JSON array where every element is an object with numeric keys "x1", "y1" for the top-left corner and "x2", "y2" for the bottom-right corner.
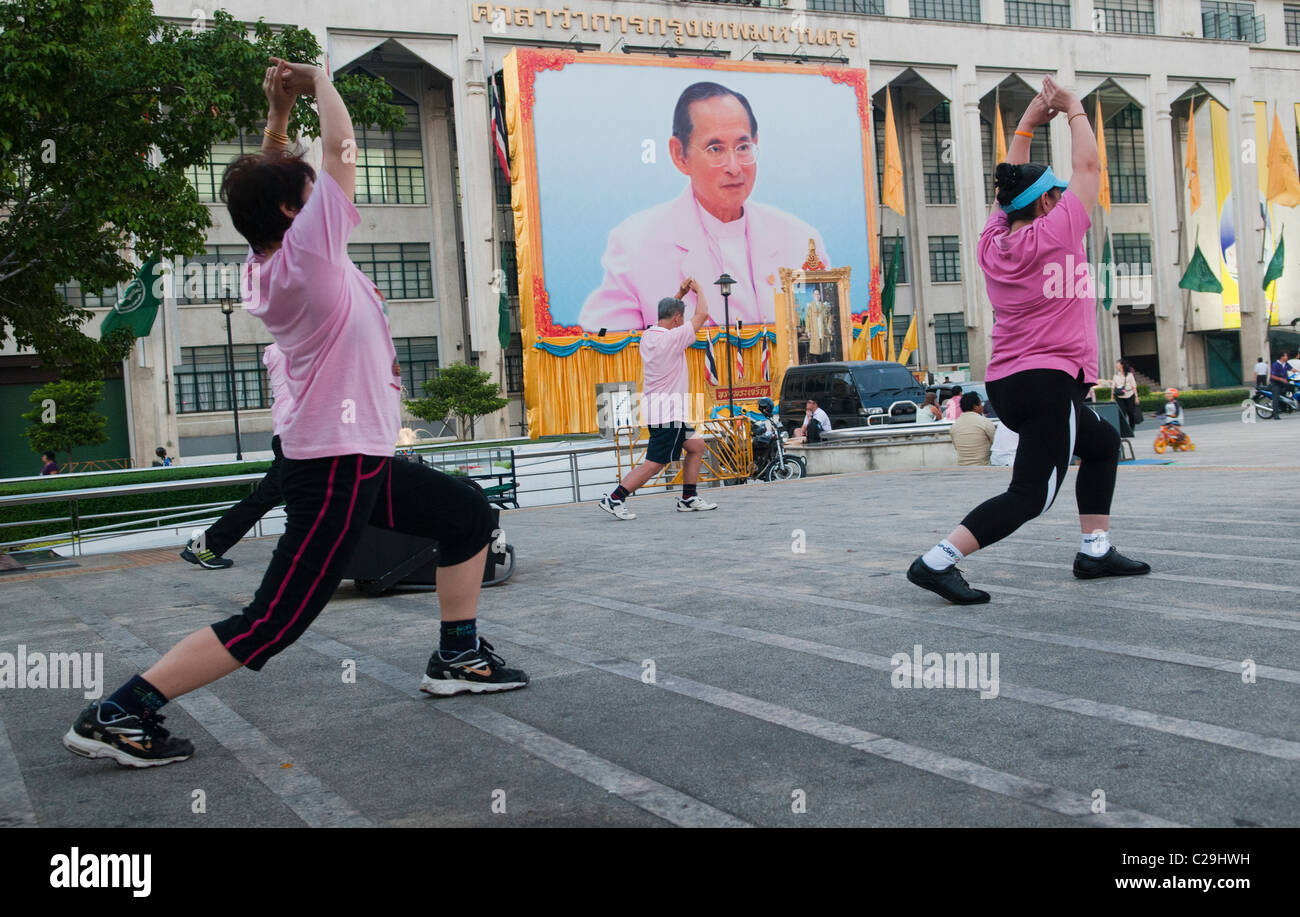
[
  {"x1": 0, "y1": 0, "x2": 404, "y2": 379},
  {"x1": 405, "y1": 364, "x2": 510, "y2": 440},
  {"x1": 22, "y1": 379, "x2": 110, "y2": 463}
]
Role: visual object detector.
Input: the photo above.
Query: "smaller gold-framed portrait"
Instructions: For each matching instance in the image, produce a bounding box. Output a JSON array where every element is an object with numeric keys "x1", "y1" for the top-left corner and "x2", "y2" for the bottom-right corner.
[{"x1": 776, "y1": 266, "x2": 853, "y2": 368}]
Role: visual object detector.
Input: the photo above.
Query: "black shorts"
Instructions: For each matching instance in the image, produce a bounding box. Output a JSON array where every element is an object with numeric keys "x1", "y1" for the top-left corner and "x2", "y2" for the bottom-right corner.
[{"x1": 645, "y1": 423, "x2": 694, "y2": 464}]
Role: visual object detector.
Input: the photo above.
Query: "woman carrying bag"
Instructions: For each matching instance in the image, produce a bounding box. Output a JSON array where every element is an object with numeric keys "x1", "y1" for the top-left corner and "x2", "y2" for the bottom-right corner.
[{"x1": 1112, "y1": 359, "x2": 1140, "y2": 428}]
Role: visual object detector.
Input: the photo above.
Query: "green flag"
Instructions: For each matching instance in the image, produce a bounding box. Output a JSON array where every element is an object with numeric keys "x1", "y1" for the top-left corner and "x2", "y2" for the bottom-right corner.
[
  {"x1": 1099, "y1": 231, "x2": 1114, "y2": 311},
  {"x1": 880, "y1": 233, "x2": 901, "y2": 326},
  {"x1": 100, "y1": 254, "x2": 162, "y2": 338},
  {"x1": 498, "y1": 249, "x2": 512, "y2": 350},
  {"x1": 1263, "y1": 228, "x2": 1285, "y2": 290},
  {"x1": 1178, "y1": 243, "x2": 1223, "y2": 294}
]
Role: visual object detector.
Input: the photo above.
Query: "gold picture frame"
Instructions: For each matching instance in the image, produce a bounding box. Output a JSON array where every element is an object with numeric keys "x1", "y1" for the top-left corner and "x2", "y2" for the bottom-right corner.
[{"x1": 776, "y1": 265, "x2": 853, "y2": 370}]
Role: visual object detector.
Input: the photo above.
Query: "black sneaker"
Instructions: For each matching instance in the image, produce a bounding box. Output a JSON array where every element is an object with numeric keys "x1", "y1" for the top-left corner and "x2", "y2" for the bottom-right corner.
[
  {"x1": 63, "y1": 702, "x2": 194, "y2": 767},
  {"x1": 421, "y1": 638, "x2": 529, "y2": 696},
  {"x1": 180, "y1": 537, "x2": 233, "y2": 569},
  {"x1": 1073, "y1": 547, "x2": 1151, "y2": 579},
  {"x1": 906, "y1": 556, "x2": 991, "y2": 605}
]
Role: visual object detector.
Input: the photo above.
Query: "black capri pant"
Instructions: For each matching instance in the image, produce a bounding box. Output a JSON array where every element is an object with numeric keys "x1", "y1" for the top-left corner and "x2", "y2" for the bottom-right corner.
[
  {"x1": 961, "y1": 369, "x2": 1119, "y2": 549},
  {"x1": 211, "y1": 454, "x2": 495, "y2": 671}
]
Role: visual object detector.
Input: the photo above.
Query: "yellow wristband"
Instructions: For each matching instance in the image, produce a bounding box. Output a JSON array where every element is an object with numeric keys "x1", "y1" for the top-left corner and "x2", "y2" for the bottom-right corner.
[
  {"x1": 263, "y1": 127, "x2": 289, "y2": 144},
  {"x1": 1014, "y1": 130, "x2": 1034, "y2": 138}
]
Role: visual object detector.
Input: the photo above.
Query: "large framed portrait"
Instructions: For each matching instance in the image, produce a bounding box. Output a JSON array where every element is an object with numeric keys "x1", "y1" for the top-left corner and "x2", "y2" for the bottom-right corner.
[{"x1": 776, "y1": 266, "x2": 852, "y2": 367}]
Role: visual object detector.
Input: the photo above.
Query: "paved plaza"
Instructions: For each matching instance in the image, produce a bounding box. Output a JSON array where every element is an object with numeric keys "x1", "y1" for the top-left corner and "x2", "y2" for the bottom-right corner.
[{"x1": 2, "y1": 409, "x2": 1298, "y2": 828}]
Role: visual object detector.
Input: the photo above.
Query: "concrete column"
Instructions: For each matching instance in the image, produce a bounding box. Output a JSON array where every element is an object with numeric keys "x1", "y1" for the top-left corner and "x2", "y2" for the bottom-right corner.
[
  {"x1": 458, "y1": 53, "x2": 510, "y2": 438},
  {"x1": 986, "y1": 0, "x2": 1006, "y2": 26},
  {"x1": 1231, "y1": 82, "x2": 1267, "y2": 384},
  {"x1": 1149, "y1": 82, "x2": 1188, "y2": 387},
  {"x1": 954, "y1": 72, "x2": 991, "y2": 377}
]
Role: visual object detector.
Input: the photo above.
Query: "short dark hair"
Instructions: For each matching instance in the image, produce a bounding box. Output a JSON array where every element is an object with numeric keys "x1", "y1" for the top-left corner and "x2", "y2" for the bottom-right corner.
[
  {"x1": 221, "y1": 153, "x2": 317, "y2": 254},
  {"x1": 155, "y1": 446, "x2": 167, "y2": 457},
  {"x1": 806, "y1": 397, "x2": 818, "y2": 406},
  {"x1": 994, "y1": 162, "x2": 1054, "y2": 224},
  {"x1": 959, "y1": 391, "x2": 981, "y2": 412},
  {"x1": 672, "y1": 82, "x2": 758, "y2": 148},
  {"x1": 950, "y1": 385, "x2": 963, "y2": 395},
  {"x1": 41, "y1": 451, "x2": 55, "y2": 462}
]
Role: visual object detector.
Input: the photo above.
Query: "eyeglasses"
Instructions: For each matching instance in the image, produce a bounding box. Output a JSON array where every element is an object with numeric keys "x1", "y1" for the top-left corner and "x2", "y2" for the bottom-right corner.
[{"x1": 695, "y1": 141, "x2": 758, "y2": 166}]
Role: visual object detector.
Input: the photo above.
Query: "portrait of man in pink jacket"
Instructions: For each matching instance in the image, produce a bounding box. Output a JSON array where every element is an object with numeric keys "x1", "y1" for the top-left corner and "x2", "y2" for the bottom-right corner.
[{"x1": 578, "y1": 82, "x2": 829, "y2": 332}]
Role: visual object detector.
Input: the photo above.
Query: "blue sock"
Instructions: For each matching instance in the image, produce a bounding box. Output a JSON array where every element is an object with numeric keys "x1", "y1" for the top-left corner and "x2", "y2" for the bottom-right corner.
[
  {"x1": 101, "y1": 674, "x2": 168, "y2": 719},
  {"x1": 439, "y1": 619, "x2": 478, "y2": 657}
]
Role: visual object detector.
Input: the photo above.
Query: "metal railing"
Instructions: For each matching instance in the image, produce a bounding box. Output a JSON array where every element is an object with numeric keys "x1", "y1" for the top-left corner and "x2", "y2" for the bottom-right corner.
[{"x1": 0, "y1": 473, "x2": 266, "y2": 556}]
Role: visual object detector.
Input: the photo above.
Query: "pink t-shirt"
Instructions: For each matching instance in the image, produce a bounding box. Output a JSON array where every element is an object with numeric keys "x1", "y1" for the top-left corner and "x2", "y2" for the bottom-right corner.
[
  {"x1": 244, "y1": 171, "x2": 400, "y2": 460},
  {"x1": 262, "y1": 344, "x2": 293, "y2": 437},
  {"x1": 640, "y1": 322, "x2": 696, "y2": 425},
  {"x1": 943, "y1": 397, "x2": 962, "y2": 421},
  {"x1": 979, "y1": 190, "x2": 1099, "y2": 384}
]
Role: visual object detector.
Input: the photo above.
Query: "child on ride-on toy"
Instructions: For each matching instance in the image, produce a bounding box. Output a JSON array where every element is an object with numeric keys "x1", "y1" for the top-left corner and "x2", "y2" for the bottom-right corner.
[{"x1": 1153, "y1": 387, "x2": 1193, "y2": 453}]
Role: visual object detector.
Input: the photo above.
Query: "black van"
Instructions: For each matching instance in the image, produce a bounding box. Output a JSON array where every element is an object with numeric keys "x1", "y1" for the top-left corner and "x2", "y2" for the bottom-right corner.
[{"x1": 779, "y1": 361, "x2": 926, "y2": 435}]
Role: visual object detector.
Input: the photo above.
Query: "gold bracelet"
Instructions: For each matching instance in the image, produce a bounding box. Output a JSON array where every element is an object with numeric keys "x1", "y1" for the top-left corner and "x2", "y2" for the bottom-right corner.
[
  {"x1": 1067, "y1": 112, "x2": 1088, "y2": 125},
  {"x1": 1014, "y1": 130, "x2": 1034, "y2": 138},
  {"x1": 263, "y1": 127, "x2": 290, "y2": 145}
]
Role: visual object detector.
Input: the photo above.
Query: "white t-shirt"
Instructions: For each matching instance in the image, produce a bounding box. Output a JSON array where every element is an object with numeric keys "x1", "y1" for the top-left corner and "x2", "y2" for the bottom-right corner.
[
  {"x1": 803, "y1": 407, "x2": 831, "y2": 434},
  {"x1": 1254, "y1": 361, "x2": 1269, "y2": 376}
]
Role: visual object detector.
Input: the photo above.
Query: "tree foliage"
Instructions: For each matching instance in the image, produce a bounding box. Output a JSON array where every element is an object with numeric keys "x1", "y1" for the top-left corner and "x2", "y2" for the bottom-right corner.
[
  {"x1": 0, "y1": 0, "x2": 405, "y2": 378},
  {"x1": 21, "y1": 378, "x2": 109, "y2": 460},
  {"x1": 405, "y1": 364, "x2": 511, "y2": 440}
]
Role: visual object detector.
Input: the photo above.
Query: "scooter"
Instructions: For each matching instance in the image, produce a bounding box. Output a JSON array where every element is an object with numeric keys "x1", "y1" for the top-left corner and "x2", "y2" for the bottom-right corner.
[{"x1": 750, "y1": 398, "x2": 806, "y2": 481}]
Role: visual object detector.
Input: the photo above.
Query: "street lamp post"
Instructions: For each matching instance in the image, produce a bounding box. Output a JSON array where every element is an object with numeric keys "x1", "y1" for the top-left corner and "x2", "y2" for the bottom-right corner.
[
  {"x1": 219, "y1": 296, "x2": 244, "y2": 461},
  {"x1": 714, "y1": 273, "x2": 736, "y2": 418}
]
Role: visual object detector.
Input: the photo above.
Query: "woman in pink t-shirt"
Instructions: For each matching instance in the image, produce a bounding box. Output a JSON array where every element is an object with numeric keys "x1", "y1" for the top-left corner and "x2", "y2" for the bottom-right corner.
[
  {"x1": 907, "y1": 77, "x2": 1150, "y2": 607},
  {"x1": 64, "y1": 61, "x2": 527, "y2": 768}
]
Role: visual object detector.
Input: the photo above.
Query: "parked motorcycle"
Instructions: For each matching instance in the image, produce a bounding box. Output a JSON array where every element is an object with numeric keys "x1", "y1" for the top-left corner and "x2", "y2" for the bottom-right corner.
[
  {"x1": 1251, "y1": 385, "x2": 1298, "y2": 419},
  {"x1": 751, "y1": 398, "x2": 806, "y2": 482}
]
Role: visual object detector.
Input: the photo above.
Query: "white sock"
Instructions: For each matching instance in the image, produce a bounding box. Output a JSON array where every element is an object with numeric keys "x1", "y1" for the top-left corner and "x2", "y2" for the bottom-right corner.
[
  {"x1": 1081, "y1": 530, "x2": 1111, "y2": 557},
  {"x1": 922, "y1": 540, "x2": 963, "y2": 571}
]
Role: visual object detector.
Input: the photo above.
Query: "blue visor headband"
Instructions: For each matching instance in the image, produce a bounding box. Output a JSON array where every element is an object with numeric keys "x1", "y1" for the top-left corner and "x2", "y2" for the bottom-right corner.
[{"x1": 1002, "y1": 167, "x2": 1069, "y2": 213}]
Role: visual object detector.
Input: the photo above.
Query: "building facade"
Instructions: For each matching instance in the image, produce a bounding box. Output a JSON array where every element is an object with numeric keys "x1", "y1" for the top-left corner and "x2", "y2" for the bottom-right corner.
[{"x1": 4, "y1": 0, "x2": 1299, "y2": 472}]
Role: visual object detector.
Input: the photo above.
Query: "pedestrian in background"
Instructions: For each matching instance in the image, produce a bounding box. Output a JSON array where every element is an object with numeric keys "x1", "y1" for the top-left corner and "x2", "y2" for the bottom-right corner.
[
  {"x1": 1112, "y1": 359, "x2": 1140, "y2": 428},
  {"x1": 40, "y1": 451, "x2": 59, "y2": 475}
]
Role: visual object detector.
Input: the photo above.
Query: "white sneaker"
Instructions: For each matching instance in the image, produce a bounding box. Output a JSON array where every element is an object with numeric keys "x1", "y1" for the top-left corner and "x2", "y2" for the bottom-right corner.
[
  {"x1": 598, "y1": 495, "x2": 636, "y2": 520},
  {"x1": 676, "y1": 495, "x2": 717, "y2": 512}
]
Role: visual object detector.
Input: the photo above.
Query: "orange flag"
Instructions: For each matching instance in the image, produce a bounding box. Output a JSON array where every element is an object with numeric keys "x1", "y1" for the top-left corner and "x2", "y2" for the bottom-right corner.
[
  {"x1": 1266, "y1": 107, "x2": 1300, "y2": 207},
  {"x1": 1186, "y1": 99, "x2": 1201, "y2": 214},
  {"x1": 994, "y1": 98, "x2": 1007, "y2": 164},
  {"x1": 1095, "y1": 95, "x2": 1111, "y2": 213},
  {"x1": 882, "y1": 88, "x2": 905, "y2": 216}
]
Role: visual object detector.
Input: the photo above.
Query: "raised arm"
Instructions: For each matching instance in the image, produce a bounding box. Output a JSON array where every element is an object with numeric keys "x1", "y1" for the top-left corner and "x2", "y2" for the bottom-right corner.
[
  {"x1": 275, "y1": 59, "x2": 357, "y2": 200},
  {"x1": 1041, "y1": 76, "x2": 1100, "y2": 211},
  {"x1": 261, "y1": 60, "x2": 296, "y2": 156},
  {"x1": 678, "y1": 278, "x2": 711, "y2": 332},
  {"x1": 1006, "y1": 92, "x2": 1053, "y2": 166}
]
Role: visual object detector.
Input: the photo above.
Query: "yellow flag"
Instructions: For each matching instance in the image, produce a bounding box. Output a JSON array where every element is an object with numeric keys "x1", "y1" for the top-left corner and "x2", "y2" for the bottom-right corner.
[
  {"x1": 994, "y1": 99, "x2": 1007, "y2": 164},
  {"x1": 882, "y1": 88, "x2": 905, "y2": 216},
  {"x1": 1266, "y1": 108, "x2": 1300, "y2": 207},
  {"x1": 1186, "y1": 99, "x2": 1201, "y2": 214},
  {"x1": 1095, "y1": 95, "x2": 1111, "y2": 213},
  {"x1": 887, "y1": 315, "x2": 896, "y2": 362},
  {"x1": 897, "y1": 313, "x2": 918, "y2": 364}
]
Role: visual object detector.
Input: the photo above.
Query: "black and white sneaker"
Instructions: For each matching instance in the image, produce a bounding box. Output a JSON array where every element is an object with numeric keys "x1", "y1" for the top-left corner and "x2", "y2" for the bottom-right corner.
[
  {"x1": 180, "y1": 536, "x2": 233, "y2": 569},
  {"x1": 598, "y1": 495, "x2": 636, "y2": 520},
  {"x1": 676, "y1": 495, "x2": 717, "y2": 512},
  {"x1": 63, "y1": 702, "x2": 194, "y2": 767},
  {"x1": 421, "y1": 638, "x2": 530, "y2": 696}
]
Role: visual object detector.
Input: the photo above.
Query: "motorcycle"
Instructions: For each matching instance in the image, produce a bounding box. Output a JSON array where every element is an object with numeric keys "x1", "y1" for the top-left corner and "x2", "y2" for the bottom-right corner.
[
  {"x1": 750, "y1": 398, "x2": 806, "y2": 482},
  {"x1": 1250, "y1": 384, "x2": 1298, "y2": 419}
]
